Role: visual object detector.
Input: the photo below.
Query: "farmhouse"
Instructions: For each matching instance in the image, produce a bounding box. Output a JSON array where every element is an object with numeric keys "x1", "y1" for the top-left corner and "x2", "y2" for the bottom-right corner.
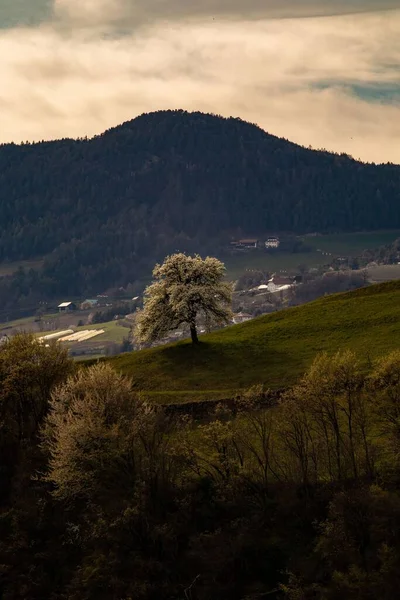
[
  {"x1": 265, "y1": 237, "x2": 280, "y2": 249},
  {"x1": 230, "y1": 239, "x2": 259, "y2": 250},
  {"x1": 58, "y1": 301, "x2": 77, "y2": 313}
]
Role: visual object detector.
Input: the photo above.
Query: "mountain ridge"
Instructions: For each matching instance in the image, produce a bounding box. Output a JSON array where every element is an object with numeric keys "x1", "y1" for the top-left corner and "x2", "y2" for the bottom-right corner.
[{"x1": 7, "y1": 109, "x2": 394, "y2": 166}]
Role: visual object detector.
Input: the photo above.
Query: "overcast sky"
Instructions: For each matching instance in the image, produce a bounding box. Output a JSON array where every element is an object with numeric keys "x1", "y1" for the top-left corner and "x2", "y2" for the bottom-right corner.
[{"x1": 0, "y1": 0, "x2": 399, "y2": 163}]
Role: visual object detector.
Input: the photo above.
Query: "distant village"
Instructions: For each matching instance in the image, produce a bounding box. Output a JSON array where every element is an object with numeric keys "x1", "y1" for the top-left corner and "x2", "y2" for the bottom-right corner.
[
  {"x1": 1, "y1": 232, "x2": 400, "y2": 358},
  {"x1": 2, "y1": 269, "x2": 301, "y2": 356}
]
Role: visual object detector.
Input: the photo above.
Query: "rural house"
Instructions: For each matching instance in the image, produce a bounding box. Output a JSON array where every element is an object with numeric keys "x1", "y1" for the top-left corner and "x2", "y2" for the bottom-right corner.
[
  {"x1": 265, "y1": 237, "x2": 280, "y2": 249},
  {"x1": 58, "y1": 301, "x2": 77, "y2": 313},
  {"x1": 230, "y1": 239, "x2": 259, "y2": 250}
]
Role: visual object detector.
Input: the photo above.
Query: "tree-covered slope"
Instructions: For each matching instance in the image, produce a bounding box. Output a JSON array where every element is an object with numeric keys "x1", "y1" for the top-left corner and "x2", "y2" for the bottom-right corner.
[
  {"x1": 1, "y1": 109, "x2": 400, "y2": 306},
  {"x1": 108, "y1": 280, "x2": 400, "y2": 402}
]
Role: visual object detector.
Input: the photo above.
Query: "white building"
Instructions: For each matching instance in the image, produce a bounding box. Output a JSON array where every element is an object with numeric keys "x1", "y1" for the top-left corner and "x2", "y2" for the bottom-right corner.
[
  {"x1": 265, "y1": 237, "x2": 280, "y2": 249},
  {"x1": 267, "y1": 275, "x2": 294, "y2": 293},
  {"x1": 58, "y1": 301, "x2": 76, "y2": 313}
]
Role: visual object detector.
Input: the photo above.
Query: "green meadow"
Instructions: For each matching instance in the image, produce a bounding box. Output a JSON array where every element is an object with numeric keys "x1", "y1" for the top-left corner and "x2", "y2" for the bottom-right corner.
[{"x1": 105, "y1": 280, "x2": 400, "y2": 404}]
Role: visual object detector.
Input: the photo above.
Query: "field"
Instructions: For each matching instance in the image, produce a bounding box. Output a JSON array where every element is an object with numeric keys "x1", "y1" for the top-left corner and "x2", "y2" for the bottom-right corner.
[
  {"x1": 0, "y1": 311, "x2": 130, "y2": 357},
  {"x1": 0, "y1": 315, "x2": 40, "y2": 333},
  {"x1": 0, "y1": 259, "x2": 43, "y2": 278},
  {"x1": 72, "y1": 320, "x2": 129, "y2": 343},
  {"x1": 107, "y1": 280, "x2": 400, "y2": 404},
  {"x1": 309, "y1": 230, "x2": 400, "y2": 255},
  {"x1": 224, "y1": 230, "x2": 400, "y2": 280}
]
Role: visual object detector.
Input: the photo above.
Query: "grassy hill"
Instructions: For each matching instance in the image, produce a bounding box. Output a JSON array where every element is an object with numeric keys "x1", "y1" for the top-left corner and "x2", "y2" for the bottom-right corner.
[{"x1": 107, "y1": 280, "x2": 400, "y2": 403}]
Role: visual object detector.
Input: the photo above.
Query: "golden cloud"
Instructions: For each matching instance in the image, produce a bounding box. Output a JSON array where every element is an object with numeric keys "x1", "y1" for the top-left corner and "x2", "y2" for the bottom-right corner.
[
  {"x1": 0, "y1": 8, "x2": 399, "y2": 164},
  {"x1": 52, "y1": 0, "x2": 400, "y2": 27}
]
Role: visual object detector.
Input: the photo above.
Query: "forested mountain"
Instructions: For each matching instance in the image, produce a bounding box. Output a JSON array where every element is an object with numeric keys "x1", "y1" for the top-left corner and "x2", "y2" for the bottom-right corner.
[{"x1": 1, "y1": 109, "x2": 400, "y2": 313}]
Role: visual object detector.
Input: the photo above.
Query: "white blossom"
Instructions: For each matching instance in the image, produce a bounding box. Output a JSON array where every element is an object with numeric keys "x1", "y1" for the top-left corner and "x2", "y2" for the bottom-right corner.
[{"x1": 136, "y1": 253, "x2": 232, "y2": 344}]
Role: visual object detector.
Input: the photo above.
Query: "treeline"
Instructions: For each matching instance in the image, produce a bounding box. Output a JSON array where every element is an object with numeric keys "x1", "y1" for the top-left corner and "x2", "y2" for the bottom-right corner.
[
  {"x1": 91, "y1": 302, "x2": 136, "y2": 324},
  {"x1": 1, "y1": 109, "x2": 400, "y2": 314},
  {"x1": 361, "y1": 237, "x2": 400, "y2": 266},
  {"x1": 2, "y1": 335, "x2": 400, "y2": 598}
]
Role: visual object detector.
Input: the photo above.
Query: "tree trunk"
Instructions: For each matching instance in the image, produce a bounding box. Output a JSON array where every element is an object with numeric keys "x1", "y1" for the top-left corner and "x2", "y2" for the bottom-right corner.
[{"x1": 190, "y1": 324, "x2": 199, "y2": 344}]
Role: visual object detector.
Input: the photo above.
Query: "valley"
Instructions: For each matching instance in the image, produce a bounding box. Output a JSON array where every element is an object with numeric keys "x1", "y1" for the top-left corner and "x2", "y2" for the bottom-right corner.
[{"x1": 1, "y1": 110, "x2": 400, "y2": 319}]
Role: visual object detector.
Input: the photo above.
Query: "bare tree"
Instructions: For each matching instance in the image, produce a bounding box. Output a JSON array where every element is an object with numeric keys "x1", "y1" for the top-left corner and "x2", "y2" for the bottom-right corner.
[
  {"x1": 284, "y1": 351, "x2": 372, "y2": 483},
  {"x1": 369, "y1": 350, "x2": 400, "y2": 466}
]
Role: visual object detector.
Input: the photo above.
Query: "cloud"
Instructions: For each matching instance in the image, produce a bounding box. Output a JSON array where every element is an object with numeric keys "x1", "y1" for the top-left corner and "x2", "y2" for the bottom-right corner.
[
  {"x1": 52, "y1": 0, "x2": 400, "y2": 28},
  {"x1": 53, "y1": 0, "x2": 128, "y2": 27},
  {"x1": 0, "y1": 7, "x2": 399, "y2": 164}
]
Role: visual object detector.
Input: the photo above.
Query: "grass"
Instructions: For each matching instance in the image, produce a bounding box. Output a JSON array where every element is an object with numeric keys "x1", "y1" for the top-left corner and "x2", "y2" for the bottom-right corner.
[
  {"x1": 107, "y1": 280, "x2": 400, "y2": 403},
  {"x1": 224, "y1": 230, "x2": 400, "y2": 280},
  {"x1": 138, "y1": 390, "x2": 235, "y2": 405},
  {"x1": 308, "y1": 230, "x2": 400, "y2": 256},
  {"x1": 75, "y1": 353, "x2": 105, "y2": 362},
  {"x1": 0, "y1": 309, "x2": 129, "y2": 346},
  {"x1": 0, "y1": 315, "x2": 38, "y2": 332},
  {"x1": 75, "y1": 320, "x2": 129, "y2": 344}
]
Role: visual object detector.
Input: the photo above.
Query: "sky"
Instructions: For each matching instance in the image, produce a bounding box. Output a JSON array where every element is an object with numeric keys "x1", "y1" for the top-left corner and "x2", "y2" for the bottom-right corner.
[{"x1": 0, "y1": 0, "x2": 399, "y2": 163}]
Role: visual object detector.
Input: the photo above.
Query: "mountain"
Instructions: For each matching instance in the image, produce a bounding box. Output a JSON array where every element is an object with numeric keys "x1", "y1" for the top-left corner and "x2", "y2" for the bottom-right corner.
[
  {"x1": 1, "y1": 109, "x2": 400, "y2": 313},
  {"x1": 106, "y1": 280, "x2": 400, "y2": 404}
]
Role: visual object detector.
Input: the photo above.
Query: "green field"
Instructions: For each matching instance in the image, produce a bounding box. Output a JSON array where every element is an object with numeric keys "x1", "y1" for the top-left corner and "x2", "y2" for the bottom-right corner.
[
  {"x1": 107, "y1": 280, "x2": 400, "y2": 403},
  {"x1": 0, "y1": 315, "x2": 38, "y2": 332},
  {"x1": 224, "y1": 230, "x2": 400, "y2": 280},
  {"x1": 74, "y1": 320, "x2": 129, "y2": 344},
  {"x1": 308, "y1": 230, "x2": 400, "y2": 255},
  {"x1": 1, "y1": 315, "x2": 129, "y2": 345}
]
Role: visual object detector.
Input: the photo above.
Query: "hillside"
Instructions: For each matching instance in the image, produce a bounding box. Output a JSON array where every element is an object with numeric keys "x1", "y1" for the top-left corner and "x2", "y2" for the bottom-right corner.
[
  {"x1": 108, "y1": 280, "x2": 400, "y2": 402},
  {"x1": 1, "y1": 109, "x2": 400, "y2": 315}
]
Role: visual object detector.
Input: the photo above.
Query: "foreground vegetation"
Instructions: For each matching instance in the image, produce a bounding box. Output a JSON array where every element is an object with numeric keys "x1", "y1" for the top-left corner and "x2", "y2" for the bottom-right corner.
[
  {"x1": 108, "y1": 280, "x2": 400, "y2": 402},
  {"x1": 2, "y1": 334, "x2": 400, "y2": 599}
]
